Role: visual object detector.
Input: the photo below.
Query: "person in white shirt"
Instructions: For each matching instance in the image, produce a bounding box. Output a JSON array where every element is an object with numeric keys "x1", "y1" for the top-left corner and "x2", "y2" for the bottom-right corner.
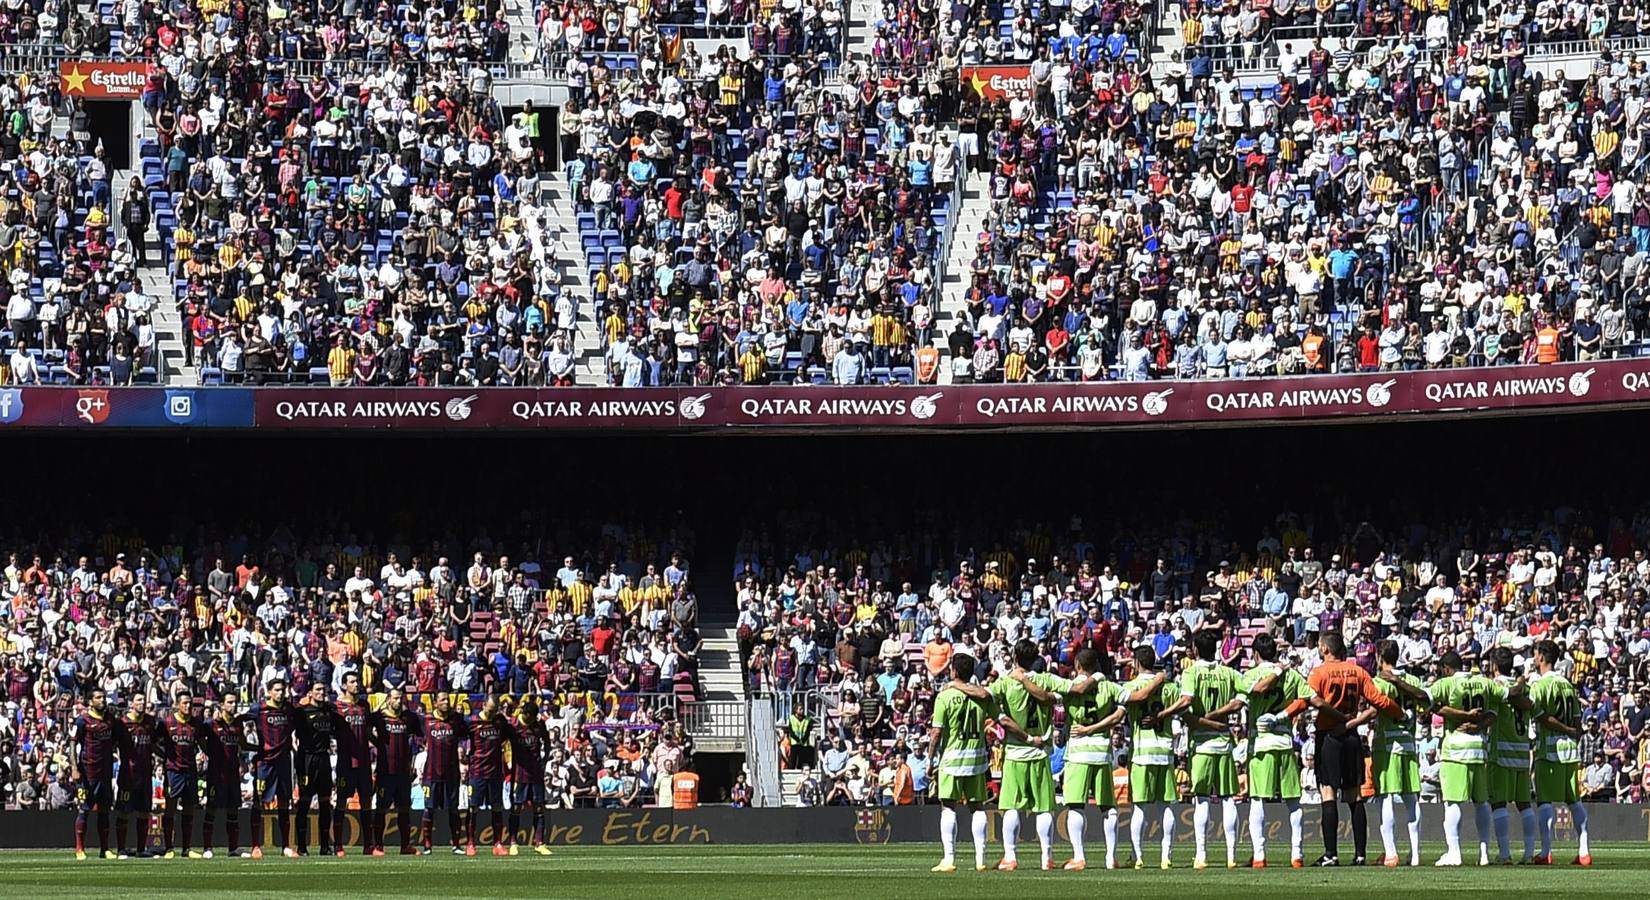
[{"x1": 8, "y1": 341, "x2": 39, "y2": 384}]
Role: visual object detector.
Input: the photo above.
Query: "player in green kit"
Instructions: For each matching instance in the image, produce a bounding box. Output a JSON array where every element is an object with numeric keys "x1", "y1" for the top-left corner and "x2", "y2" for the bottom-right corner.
[
  {"x1": 1430, "y1": 650, "x2": 1502, "y2": 866},
  {"x1": 990, "y1": 639, "x2": 1087, "y2": 871},
  {"x1": 1122, "y1": 644, "x2": 1178, "y2": 869},
  {"x1": 1527, "y1": 640, "x2": 1590, "y2": 866},
  {"x1": 1371, "y1": 640, "x2": 1431, "y2": 868},
  {"x1": 1484, "y1": 647, "x2": 1537, "y2": 863},
  {"x1": 1180, "y1": 630, "x2": 1247, "y2": 870},
  {"x1": 928, "y1": 654, "x2": 999, "y2": 873},
  {"x1": 1241, "y1": 633, "x2": 1317, "y2": 868},
  {"x1": 1058, "y1": 648, "x2": 1128, "y2": 870}
]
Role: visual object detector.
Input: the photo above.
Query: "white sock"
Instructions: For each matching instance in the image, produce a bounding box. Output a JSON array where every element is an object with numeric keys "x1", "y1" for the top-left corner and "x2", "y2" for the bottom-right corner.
[
  {"x1": 1066, "y1": 809, "x2": 1086, "y2": 862},
  {"x1": 1102, "y1": 807, "x2": 1118, "y2": 866},
  {"x1": 1538, "y1": 803, "x2": 1554, "y2": 858},
  {"x1": 1130, "y1": 803, "x2": 1146, "y2": 863},
  {"x1": 971, "y1": 810, "x2": 988, "y2": 868},
  {"x1": 1249, "y1": 798, "x2": 1267, "y2": 861},
  {"x1": 1221, "y1": 798, "x2": 1238, "y2": 864},
  {"x1": 1035, "y1": 812, "x2": 1054, "y2": 866},
  {"x1": 1474, "y1": 802, "x2": 1492, "y2": 863},
  {"x1": 1002, "y1": 809, "x2": 1021, "y2": 862},
  {"x1": 1519, "y1": 806, "x2": 1536, "y2": 860},
  {"x1": 1287, "y1": 799, "x2": 1303, "y2": 861},
  {"x1": 1493, "y1": 806, "x2": 1511, "y2": 860},
  {"x1": 1404, "y1": 794, "x2": 1421, "y2": 863},
  {"x1": 1379, "y1": 794, "x2": 1398, "y2": 861},
  {"x1": 1568, "y1": 802, "x2": 1590, "y2": 857},
  {"x1": 1160, "y1": 804, "x2": 1176, "y2": 863},
  {"x1": 1444, "y1": 803, "x2": 1463, "y2": 858},
  {"x1": 1193, "y1": 797, "x2": 1210, "y2": 860},
  {"x1": 939, "y1": 807, "x2": 957, "y2": 863}
]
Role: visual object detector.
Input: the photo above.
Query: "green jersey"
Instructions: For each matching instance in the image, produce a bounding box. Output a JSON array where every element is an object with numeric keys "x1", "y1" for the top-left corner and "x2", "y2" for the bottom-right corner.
[
  {"x1": 1528, "y1": 671, "x2": 1582, "y2": 764},
  {"x1": 1243, "y1": 663, "x2": 1312, "y2": 754},
  {"x1": 1180, "y1": 660, "x2": 1245, "y2": 754},
  {"x1": 1488, "y1": 674, "x2": 1531, "y2": 767},
  {"x1": 1124, "y1": 673, "x2": 1179, "y2": 767},
  {"x1": 1064, "y1": 678, "x2": 1125, "y2": 767},
  {"x1": 1431, "y1": 672, "x2": 1505, "y2": 763},
  {"x1": 932, "y1": 686, "x2": 995, "y2": 777},
  {"x1": 990, "y1": 671, "x2": 1072, "y2": 762},
  {"x1": 1372, "y1": 671, "x2": 1427, "y2": 756}
]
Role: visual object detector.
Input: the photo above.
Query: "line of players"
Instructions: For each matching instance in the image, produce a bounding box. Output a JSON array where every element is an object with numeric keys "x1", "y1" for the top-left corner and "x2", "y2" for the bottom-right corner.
[
  {"x1": 927, "y1": 631, "x2": 1595, "y2": 873},
  {"x1": 69, "y1": 672, "x2": 557, "y2": 860}
]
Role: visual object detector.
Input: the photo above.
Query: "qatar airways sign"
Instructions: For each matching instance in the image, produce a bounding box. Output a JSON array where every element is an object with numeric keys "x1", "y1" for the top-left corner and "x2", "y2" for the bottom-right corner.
[{"x1": 6, "y1": 360, "x2": 1650, "y2": 430}]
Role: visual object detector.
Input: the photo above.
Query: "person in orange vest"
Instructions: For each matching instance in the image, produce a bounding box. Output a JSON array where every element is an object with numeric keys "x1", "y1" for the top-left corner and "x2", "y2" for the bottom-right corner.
[
  {"x1": 914, "y1": 344, "x2": 940, "y2": 384},
  {"x1": 1534, "y1": 321, "x2": 1561, "y2": 364},
  {"x1": 1302, "y1": 326, "x2": 1327, "y2": 372},
  {"x1": 892, "y1": 754, "x2": 916, "y2": 805},
  {"x1": 671, "y1": 766, "x2": 700, "y2": 810}
]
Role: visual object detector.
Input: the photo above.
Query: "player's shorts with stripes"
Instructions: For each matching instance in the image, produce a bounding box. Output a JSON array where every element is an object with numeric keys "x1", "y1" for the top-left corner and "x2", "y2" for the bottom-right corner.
[
  {"x1": 1130, "y1": 763, "x2": 1177, "y2": 805},
  {"x1": 1439, "y1": 760, "x2": 1488, "y2": 803},
  {"x1": 936, "y1": 746, "x2": 989, "y2": 804},
  {"x1": 1489, "y1": 763, "x2": 1532, "y2": 804},
  {"x1": 1248, "y1": 749, "x2": 1303, "y2": 800},
  {"x1": 1533, "y1": 760, "x2": 1579, "y2": 805},
  {"x1": 1373, "y1": 747, "x2": 1421, "y2": 796},
  {"x1": 1060, "y1": 761, "x2": 1114, "y2": 807},
  {"x1": 1189, "y1": 752, "x2": 1239, "y2": 797},
  {"x1": 998, "y1": 759, "x2": 1056, "y2": 813}
]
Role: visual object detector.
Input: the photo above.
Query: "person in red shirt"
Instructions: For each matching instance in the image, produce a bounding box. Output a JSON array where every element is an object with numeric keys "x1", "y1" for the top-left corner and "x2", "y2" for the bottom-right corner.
[
  {"x1": 590, "y1": 618, "x2": 618, "y2": 659},
  {"x1": 1357, "y1": 327, "x2": 1381, "y2": 372}
]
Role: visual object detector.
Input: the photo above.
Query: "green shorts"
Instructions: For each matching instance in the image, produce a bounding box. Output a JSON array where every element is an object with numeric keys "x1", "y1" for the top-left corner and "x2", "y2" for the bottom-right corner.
[
  {"x1": 936, "y1": 770, "x2": 989, "y2": 805},
  {"x1": 1248, "y1": 749, "x2": 1302, "y2": 800},
  {"x1": 1489, "y1": 763, "x2": 1532, "y2": 805},
  {"x1": 1533, "y1": 760, "x2": 1579, "y2": 805},
  {"x1": 1373, "y1": 747, "x2": 1421, "y2": 796},
  {"x1": 1061, "y1": 761, "x2": 1115, "y2": 807},
  {"x1": 998, "y1": 758, "x2": 1057, "y2": 813},
  {"x1": 1439, "y1": 760, "x2": 1488, "y2": 804},
  {"x1": 1189, "y1": 753, "x2": 1239, "y2": 797},
  {"x1": 1130, "y1": 764, "x2": 1177, "y2": 805}
]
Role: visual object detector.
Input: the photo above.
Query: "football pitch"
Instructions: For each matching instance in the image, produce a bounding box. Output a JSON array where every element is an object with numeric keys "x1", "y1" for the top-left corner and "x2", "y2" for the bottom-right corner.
[{"x1": 0, "y1": 844, "x2": 1640, "y2": 898}]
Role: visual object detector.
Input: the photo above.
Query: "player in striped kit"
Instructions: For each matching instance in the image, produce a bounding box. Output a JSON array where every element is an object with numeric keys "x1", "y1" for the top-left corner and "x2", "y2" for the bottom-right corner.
[
  {"x1": 1058, "y1": 649, "x2": 1130, "y2": 870},
  {"x1": 928, "y1": 654, "x2": 996, "y2": 873}
]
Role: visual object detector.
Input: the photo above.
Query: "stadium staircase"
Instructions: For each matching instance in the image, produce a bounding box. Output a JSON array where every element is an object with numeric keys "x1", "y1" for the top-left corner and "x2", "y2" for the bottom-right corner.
[
  {"x1": 502, "y1": 0, "x2": 539, "y2": 64},
  {"x1": 934, "y1": 172, "x2": 991, "y2": 380},
  {"x1": 1150, "y1": 2, "x2": 1184, "y2": 70},
  {"x1": 845, "y1": 0, "x2": 877, "y2": 60},
  {"x1": 539, "y1": 172, "x2": 606, "y2": 384}
]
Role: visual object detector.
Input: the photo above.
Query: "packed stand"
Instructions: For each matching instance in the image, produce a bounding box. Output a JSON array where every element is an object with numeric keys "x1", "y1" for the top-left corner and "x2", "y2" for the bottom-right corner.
[
  {"x1": 0, "y1": 529, "x2": 703, "y2": 810},
  {"x1": 536, "y1": 0, "x2": 845, "y2": 75},
  {"x1": 938, "y1": 18, "x2": 1650, "y2": 382},
  {"x1": 129, "y1": 3, "x2": 580, "y2": 386},
  {"x1": 732, "y1": 508, "x2": 1650, "y2": 806},
  {"x1": 0, "y1": 70, "x2": 158, "y2": 386},
  {"x1": 563, "y1": 38, "x2": 960, "y2": 387}
]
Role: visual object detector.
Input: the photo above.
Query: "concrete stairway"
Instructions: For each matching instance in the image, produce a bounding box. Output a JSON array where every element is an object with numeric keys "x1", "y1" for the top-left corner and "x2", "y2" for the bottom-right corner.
[
  {"x1": 501, "y1": 0, "x2": 540, "y2": 64},
  {"x1": 1150, "y1": 3, "x2": 1185, "y2": 74},
  {"x1": 538, "y1": 172, "x2": 605, "y2": 384},
  {"x1": 113, "y1": 171, "x2": 191, "y2": 385},
  {"x1": 697, "y1": 626, "x2": 747, "y2": 702},
  {"x1": 933, "y1": 172, "x2": 991, "y2": 379}
]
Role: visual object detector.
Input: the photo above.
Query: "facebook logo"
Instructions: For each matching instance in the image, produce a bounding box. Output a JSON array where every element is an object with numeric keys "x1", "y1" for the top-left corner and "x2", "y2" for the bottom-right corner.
[
  {"x1": 164, "y1": 390, "x2": 195, "y2": 424},
  {"x1": 0, "y1": 389, "x2": 22, "y2": 423}
]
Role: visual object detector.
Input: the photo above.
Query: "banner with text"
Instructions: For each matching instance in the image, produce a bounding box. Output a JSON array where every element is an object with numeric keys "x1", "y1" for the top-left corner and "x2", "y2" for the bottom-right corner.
[
  {"x1": 58, "y1": 61, "x2": 149, "y2": 99},
  {"x1": 959, "y1": 65, "x2": 1032, "y2": 101},
  {"x1": 1, "y1": 361, "x2": 1650, "y2": 431}
]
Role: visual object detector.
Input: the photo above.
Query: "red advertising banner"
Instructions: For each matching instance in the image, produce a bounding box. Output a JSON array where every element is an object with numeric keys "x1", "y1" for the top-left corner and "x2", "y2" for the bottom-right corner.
[
  {"x1": 239, "y1": 359, "x2": 1650, "y2": 430},
  {"x1": 2, "y1": 359, "x2": 1649, "y2": 431},
  {"x1": 59, "y1": 61, "x2": 148, "y2": 99},
  {"x1": 959, "y1": 65, "x2": 1032, "y2": 102}
]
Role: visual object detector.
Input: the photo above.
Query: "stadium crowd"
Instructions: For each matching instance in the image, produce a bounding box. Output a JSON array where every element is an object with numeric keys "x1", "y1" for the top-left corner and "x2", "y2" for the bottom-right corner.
[
  {"x1": 0, "y1": 527, "x2": 703, "y2": 812},
  {"x1": 733, "y1": 506, "x2": 1650, "y2": 807},
  {"x1": 0, "y1": 70, "x2": 158, "y2": 386}
]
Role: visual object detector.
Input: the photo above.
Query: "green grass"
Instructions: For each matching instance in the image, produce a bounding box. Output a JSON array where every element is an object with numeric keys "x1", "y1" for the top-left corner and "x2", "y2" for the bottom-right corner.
[{"x1": 0, "y1": 844, "x2": 1639, "y2": 898}]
